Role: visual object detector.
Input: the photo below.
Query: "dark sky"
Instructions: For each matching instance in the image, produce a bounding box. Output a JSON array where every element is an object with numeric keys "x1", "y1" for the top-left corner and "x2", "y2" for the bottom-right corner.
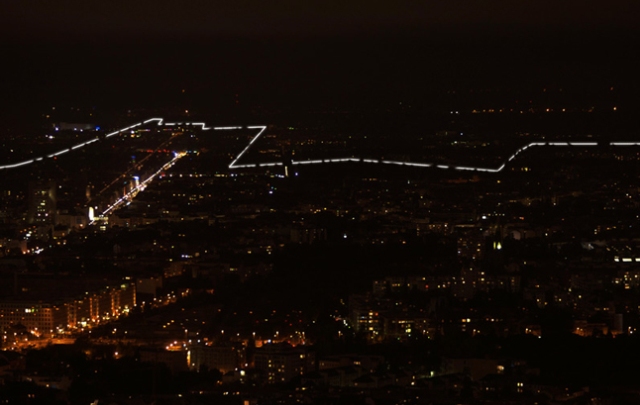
[
  {"x1": 1, "y1": 1, "x2": 639, "y2": 120},
  {"x1": 2, "y1": 1, "x2": 639, "y2": 40}
]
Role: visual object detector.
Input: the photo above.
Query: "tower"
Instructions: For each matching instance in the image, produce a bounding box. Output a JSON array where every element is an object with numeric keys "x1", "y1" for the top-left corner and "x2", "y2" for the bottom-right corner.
[
  {"x1": 27, "y1": 180, "x2": 57, "y2": 225},
  {"x1": 282, "y1": 146, "x2": 293, "y2": 178}
]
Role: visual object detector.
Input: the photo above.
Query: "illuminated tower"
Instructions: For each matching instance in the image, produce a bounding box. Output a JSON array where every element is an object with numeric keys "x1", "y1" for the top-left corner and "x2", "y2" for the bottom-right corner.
[
  {"x1": 282, "y1": 147, "x2": 293, "y2": 178},
  {"x1": 27, "y1": 180, "x2": 57, "y2": 225}
]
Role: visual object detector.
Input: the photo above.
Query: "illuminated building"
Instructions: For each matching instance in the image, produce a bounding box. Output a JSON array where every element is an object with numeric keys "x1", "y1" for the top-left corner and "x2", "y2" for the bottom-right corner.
[
  {"x1": 254, "y1": 343, "x2": 315, "y2": 383},
  {"x1": 0, "y1": 302, "x2": 66, "y2": 333},
  {"x1": 0, "y1": 282, "x2": 135, "y2": 333},
  {"x1": 65, "y1": 283, "x2": 136, "y2": 329},
  {"x1": 188, "y1": 344, "x2": 238, "y2": 373},
  {"x1": 27, "y1": 180, "x2": 56, "y2": 225}
]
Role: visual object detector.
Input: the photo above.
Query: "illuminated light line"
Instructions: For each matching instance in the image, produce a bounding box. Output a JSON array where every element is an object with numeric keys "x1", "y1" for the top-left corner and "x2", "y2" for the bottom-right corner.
[
  {"x1": 121, "y1": 123, "x2": 141, "y2": 131},
  {"x1": 228, "y1": 126, "x2": 267, "y2": 169},
  {"x1": 259, "y1": 162, "x2": 283, "y2": 167},
  {"x1": 0, "y1": 159, "x2": 35, "y2": 169},
  {"x1": 1, "y1": 117, "x2": 634, "y2": 173},
  {"x1": 227, "y1": 132, "x2": 607, "y2": 173},
  {"x1": 97, "y1": 152, "x2": 186, "y2": 218},
  {"x1": 48, "y1": 149, "x2": 70, "y2": 158},
  {"x1": 191, "y1": 123, "x2": 211, "y2": 130},
  {"x1": 0, "y1": 117, "x2": 259, "y2": 171}
]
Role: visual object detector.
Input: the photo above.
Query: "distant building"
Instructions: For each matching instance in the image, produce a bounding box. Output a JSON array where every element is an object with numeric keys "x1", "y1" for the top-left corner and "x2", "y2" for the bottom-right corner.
[
  {"x1": 0, "y1": 282, "x2": 135, "y2": 333},
  {"x1": 27, "y1": 181, "x2": 56, "y2": 225},
  {"x1": 56, "y1": 123, "x2": 96, "y2": 132},
  {"x1": 290, "y1": 227, "x2": 327, "y2": 244},
  {"x1": 188, "y1": 344, "x2": 238, "y2": 373},
  {"x1": 140, "y1": 349, "x2": 188, "y2": 373},
  {"x1": 0, "y1": 301, "x2": 66, "y2": 333},
  {"x1": 254, "y1": 343, "x2": 315, "y2": 383}
]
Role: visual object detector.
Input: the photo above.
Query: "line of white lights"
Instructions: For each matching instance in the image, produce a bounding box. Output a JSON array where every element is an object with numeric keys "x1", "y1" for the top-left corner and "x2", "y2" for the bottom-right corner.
[
  {"x1": 229, "y1": 140, "x2": 605, "y2": 173},
  {"x1": 93, "y1": 152, "x2": 186, "y2": 221},
  {"x1": 0, "y1": 118, "x2": 634, "y2": 174},
  {"x1": 227, "y1": 125, "x2": 268, "y2": 169},
  {"x1": 0, "y1": 118, "x2": 263, "y2": 171}
]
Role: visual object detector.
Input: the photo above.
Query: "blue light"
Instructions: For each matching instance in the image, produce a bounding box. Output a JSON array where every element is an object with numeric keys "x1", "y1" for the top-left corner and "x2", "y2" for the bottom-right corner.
[{"x1": 95, "y1": 126, "x2": 101, "y2": 131}]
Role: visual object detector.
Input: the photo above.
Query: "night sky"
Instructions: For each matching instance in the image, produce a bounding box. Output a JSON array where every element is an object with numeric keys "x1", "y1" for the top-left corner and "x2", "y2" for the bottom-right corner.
[{"x1": 1, "y1": 1, "x2": 639, "y2": 120}]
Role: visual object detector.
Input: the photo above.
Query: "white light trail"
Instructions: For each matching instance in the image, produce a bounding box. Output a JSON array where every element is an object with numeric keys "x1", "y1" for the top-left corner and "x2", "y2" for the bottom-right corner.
[
  {"x1": 2, "y1": 160, "x2": 34, "y2": 169},
  {"x1": 0, "y1": 117, "x2": 632, "y2": 175},
  {"x1": 191, "y1": 123, "x2": 211, "y2": 130},
  {"x1": 47, "y1": 149, "x2": 69, "y2": 158},
  {"x1": 228, "y1": 126, "x2": 267, "y2": 169},
  {"x1": 0, "y1": 118, "x2": 262, "y2": 170},
  {"x1": 95, "y1": 152, "x2": 187, "y2": 220}
]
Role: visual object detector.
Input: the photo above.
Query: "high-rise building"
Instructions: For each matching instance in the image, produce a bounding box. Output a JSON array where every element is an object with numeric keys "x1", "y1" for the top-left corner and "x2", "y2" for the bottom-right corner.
[{"x1": 27, "y1": 180, "x2": 56, "y2": 225}]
